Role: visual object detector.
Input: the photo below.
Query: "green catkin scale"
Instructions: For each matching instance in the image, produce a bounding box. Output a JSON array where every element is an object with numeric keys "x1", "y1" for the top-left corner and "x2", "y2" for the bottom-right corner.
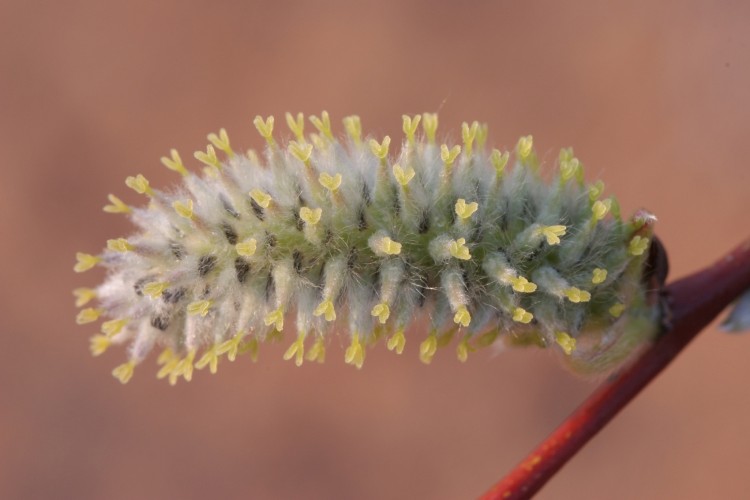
[{"x1": 73, "y1": 112, "x2": 659, "y2": 384}]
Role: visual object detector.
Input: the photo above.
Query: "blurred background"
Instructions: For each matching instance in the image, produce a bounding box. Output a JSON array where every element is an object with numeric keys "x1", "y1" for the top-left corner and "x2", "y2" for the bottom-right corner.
[{"x1": 2, "y1": 1, "x2": 749, "y2": 498}]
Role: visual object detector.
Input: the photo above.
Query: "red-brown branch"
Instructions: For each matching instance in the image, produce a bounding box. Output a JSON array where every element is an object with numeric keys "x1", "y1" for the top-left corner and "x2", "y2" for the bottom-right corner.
[{"x1": 480, "y1": 238, "x2": 750, "y2": 500}]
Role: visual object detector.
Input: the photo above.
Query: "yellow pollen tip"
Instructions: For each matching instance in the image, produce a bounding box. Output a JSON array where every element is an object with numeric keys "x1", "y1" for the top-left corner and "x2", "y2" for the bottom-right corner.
[
  {"x1": 253, "y1": 115, "x2": 275, "y2": 142},
  {"x1": 264, "y1": 308, "x2": 284, "y2": 331},
  {"x1": 207, "y1": 128, "x2": 233, "y2": 156},
  {"x1": 283, "y1": 332, "x2": 307, "y2": 367},
  {"x1": 103, "y1": 194, "x2": 131, "y2": 214},
  {"x1": 555, "y1": 332, "x2": 577, "y2": 355},
  {"x1": 402, "y1": 114, "x2": 421, "y2": 144},
  {"x1": 453, "y1": 305, "x2": 471, "y2": 328},
  {"x1": 456, "y1": 338, "x2": 471, "y2": 363},
  {"x1": 102, "y1": 318, "x2": 128, "y2": 336},
  {"x1": 629, "y1": 236, "x2": 650, "y2": 256},
  {"x1": 175, "y1": 350, "x2": 196, "y2": 382},
  {"x1": 172, "y1": 199, "x2": 194, "y2": 219},
  {"x1": 563, "y1": 287, "x2": 592, "y2": 303},
  {"x1": 512, "y1": 307, "x2": 533, "y2": 324},
  {"x1": 369, "y1": 136, "x2": 391, "y2": 160},
  {"x1": 249, "y1": 188, "x2": 272, "y2": 209},
  {"x1": 73, "y1": 287, "x2": 97, "y2": 307},
  {"x1": 107, "y1": 238, "x2": 134, "y2": 253},
  {"x1": 217, "y1": 333, "x2": 243, "y2": 362},
  {"x1": 490, "y1": 149, "x2": 510, "y2": 175},
  {"x1": 143, "y1": 282, "x2": 168, "y2": 299},
  {"x1": 440, "y1": 144, "x2": 461, "y2": 166},
  {"x1": 112, "y1": 360, "x2": 136, "y2": 384},
  {"x1": 592, "y1": 268, "x2": 608, "y2": 285},
  {"x1": 306, "y1": 336, "x2": 326, "y2": 363},
  {"x1": 76, "y1": 308, "x2": 103, "y2": 325},
  {"x1": 609, "y1": 303, "x2": 625, "y2": 318},
  {"x1": 313, "y1": 299, "x2": 337, "y2": 322},
  {"x1": 516, "y1": 135, "x2": 534, "y2": 161},
  {"x1": 375, "y1": 236, "x2": 402, "y2": 256},
  {"x1": 125, "y1": 174, "x2": 153, "y2": 196},
  {"x1": 299, "y1": 206, "x2": 322, "y2": 226},
  {"x1": 422, "y1": 113, "x2": 438, "y2": 143},
  {"x1": 319, "y1": 172, "x2": 342, "y2": 192},
  {"x1": 538, "y1": 225, "x2": 567, "y2": 245},
  {"x1": 187, "y1": 299, "x2": 213, "y2": 317},
  {"x1": 74, "y1": 252, "x2": 101, "y2": 272},
  {"x1": 455, "y1": 198, "x2": 479, "y2": 220},
  {"x1": 560, "y1": 157, "x2": 580, "y2": 182},
  {"x1": 449, "y1": 238, "x2": 471, "y2": 260},
  {"x1": 288, "y1": 140, "x2": 313, "y2": 163},
  {"x1": 195, "y1": 344, "x2": 221, "y2": 374},
  {"x1": 309, "y1": 111, "x2": 333, "y2": 140},
  {"x1": 392, "y1": 163, "x2": 416, "y2": 187},
  {"x1": 589, "y1": 180, "x2": 605, "y2": 201},
  {"x1": 236, "y1": 238, "x2": 257, "y2": 257},
  {"x1": 371, "y1": 303, "x2": 390, "y2": 324},
  {"x1": 419, "y1": 334, "x2": 438, "y2": 364},
  {"x1": 462, "y1": 121, "x2": 479, "y2": 157},
  {"x1": 344, "y1": 334, "x2": 365, "y2": 369},
  {"x1": 285, "y1": 112, "x2": 305, "y2": 141},
  {"x1": 342, "y1": 115, "x2": 362, "y2": 144},
  {"x1": 592, "y1": 199, "x2": 612, "y2": 221},
  {"x1": 160, "y1": 149, "x2": 189, "y2": 176},
  {"x1": 509, "y1": 276, "x2": 537, "y2": 293},
  {"x1": 387, "y1": 329, "x2": 406, "y2": 354},
  {"x1": 89, "y1": 334, "x2": 111, "y2": 356},
  {"x1": 194, "y1": 144, "x2": 221, "y2": 169}
]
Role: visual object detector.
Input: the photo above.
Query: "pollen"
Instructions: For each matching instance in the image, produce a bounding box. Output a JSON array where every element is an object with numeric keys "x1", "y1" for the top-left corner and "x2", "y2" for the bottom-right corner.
[
  {"x1": 344, "y1": 334, "x2": 365, "y2": 369},
  {"x1": 314, "y1": 299, "x2": 337, "y2": 322},
  {"x1": 102, "y1": 194, "x2": 131, "y2": 214},
  {"x1": 74, "y1": 112, "x2": 658, "y2": 382},
  {"x1": 538, "y1": 225, "x2": 567, "y2": 245},
  {"x1": 161, "y1": 149, "x2": 189, "y2": 176},
  {"x1": 629, "y1": 236, "x2": 650, "y2": 256},
  {"x1": 73, "y1": 287, "x2": 97, "y2": 307},
  {"x1": 512, "y1": 307, "x2": 533, "y2": 324},
  {"x1": 455, "y1": 199, "x2": 479, "y2": 220},
  {"x1": 74, "y1": 252, "x2": 101, "y2": 273},
  {"x1": 371, "y1": 303, "x2": 390, "y2": 324},
  {"x1": 449, "y1": 238, "x2": 471, "y2": 260},
  {"x1": 555, "y1": 332, "x2": 577, "y2": 355}
]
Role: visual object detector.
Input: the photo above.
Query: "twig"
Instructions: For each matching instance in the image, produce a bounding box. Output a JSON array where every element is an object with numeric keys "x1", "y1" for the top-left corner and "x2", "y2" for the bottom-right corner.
[{"x1": 480, "y1": 238, "x2": 750, "y2": 500}]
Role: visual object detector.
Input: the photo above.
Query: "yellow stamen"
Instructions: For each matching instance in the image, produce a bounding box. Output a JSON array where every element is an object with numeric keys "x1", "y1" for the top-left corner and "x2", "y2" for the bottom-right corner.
[
  {"x1": 453, "y1": 305, "x2": 471, "y2": 328},
  {"x1": 76, "y1": 308, "x2": 103, "y2": 325},
  {"x1": 73, "y1": 287, "x2": 96, "y2": 307},
  {"x1": 490, "y1": 149, "x2": 509, "y2": 176},
  {"x1": 456, "y1": 337, "x2": 472, "y2": 363},
  {"x1": 194, "y1": 144, "x2": 221, "y2": 169},
  {"x1": 342, "y1": 115, "x2": 362, "y2": 145},
  {"x1": 461, "y1": 121, "x2": 479, "y2": 158},
  {"x1": 555, "y1": 332, "x2": 577, "y2": 355},
  {"x1": 372, "y1": 235, "x2": 402, "y2": 256},
  {"x1": 563, "y1": 287, "x2": 592, "y2": 303},
  {"x1": 264, "y1": 307, "x2": 284, "y2": 331},
  {"x1": 112, "y1": 360, "x2": 136, "y2": 384},
  {"x1": 253, "y1": 115, "x2": 275, "y2": 146},
  {"x1": 592, "y1": 199, "x2": 612, "y2": 221},
  {"x1": 387, "y1": 329, "x2": 406, "y2": 354},
  {"x1": 344, "y1": 334, "x2": 365, "y2": 369},
  {"x1": 306, "y1": 336, "x2": 326, "y2": 363},
  {"x1": 313, "y1": 299, "x2": 336, "y2": 322},
  {"x1": 422, "y1": 113, "x2": 438, "y2": 144},
  {"x1": 249, "y1": 188, "x2": 272, "y2": 209},
  {"x1": 419, "y1": 334, "x2": 438, "y2": 364},
  {"x1": 449, "y1": 238, "x2": 471, "y2": 260},
  {"x1": 509, "y1": 276, "x2": 537, "y2": 293},
  {"x1": 592, "y1": 268, "x2": 608, "y2": 285},
  {"x1": 309, "y1": 111, "x2": 333, "y2": 140},
  {"x1": 629, "y1": 236, "x2": 650, "y2": 256},
  {"x1": 516, "y1": 135, "x2": 533, "y2": 162},
  {"x1": 207, "y1": 128, "x2": 233, "y2": 156},
  {"x1": 283, "y1": 331, "x2": 307, "y2": 367},
  {"x1": 454, "y1": 198, "x2": 479, "y2": 220},
  {"x1": 392, "y1": 163, "x2": 415, "y2": 187},
  {"x1": 512, "y1": 307, "x2": 533, "y2": 324},
  {"x1": 160, "y1": 149, "x2": 189, "y2": 176},
  {"x1": 176, "y1": 350, "x2": 196, "y2": 382},
  {"x1": 172, "y1": 199, "x2": 194, "y2": 219},
  {"x1": 371, "y1": 303, "x2": 390, "y2": 324},
  {"x1": 74, "y1": 252, "x2": 101, "y2": 273},
  {"x1": 107, "y1": 238, "x2": 134, "y2": 253},
  {"x1": 143, "y1": 282, "x2": 168, "y2": 299},
  {"x1": 125, "y1": 174, "x2": 153, "y2": 196},
  {"x1": 89, "y1": 334, "x2": 111, "y2": 356},
  {"x1": 537, "y1": 225, "x2": 567, "y2": 245},
  {"x1": 288, "y1": 140, "x2": 313, "y2": 164},
  {"x1": 440, "y1": 144, "x2": 461, "y2": 167},
  {"x1": 609, "y1": 303, "x2": 625, "y2": 318},
  {"x1": 319, "y1": 172, "x2": 342, "y2": 192},
  {"x1": 299, "y1": 206, "x2": 322, "y2": 226},
  {"x1": 235, "y1": 238, "x2": 257, "y2": 257},
  {"x1": 589, "y1": 180, "x2": 605, "y2": 201},
  {"x1": 102, "y1": 194, "x2": 131, "y2": 214},
  {"x1": 187, "y1": 300, "x2": 213, "y2": 317},
  {"x1": 369, "y1": 136, "x2": 391, "y2": 161},
  {"x1": 285, "y1": 112, "x2": 305, "y2": 142},
  {"x1": 402, "y1": 114, "x2": 421, "y2": 145}
]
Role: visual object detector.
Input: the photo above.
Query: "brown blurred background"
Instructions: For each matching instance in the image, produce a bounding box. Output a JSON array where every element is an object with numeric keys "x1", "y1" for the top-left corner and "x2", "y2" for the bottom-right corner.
[{"x1": 2, "y1": 1, "x2": 749, "y2": 499}]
